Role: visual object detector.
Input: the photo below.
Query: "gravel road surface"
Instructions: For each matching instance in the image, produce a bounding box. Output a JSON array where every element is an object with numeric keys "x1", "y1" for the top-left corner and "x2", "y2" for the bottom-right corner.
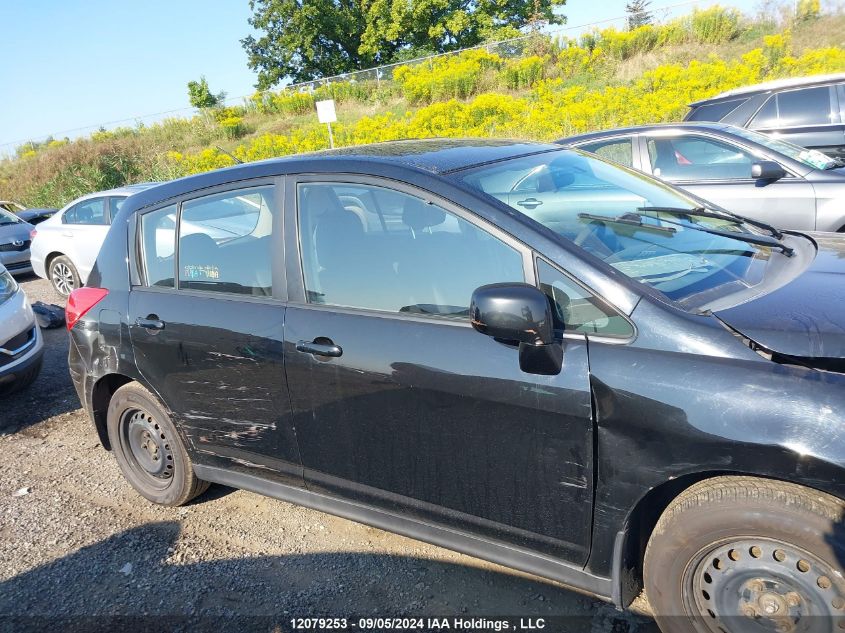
[{"x1": 0, "y1": 274, "x2": 656, "y2": 632}]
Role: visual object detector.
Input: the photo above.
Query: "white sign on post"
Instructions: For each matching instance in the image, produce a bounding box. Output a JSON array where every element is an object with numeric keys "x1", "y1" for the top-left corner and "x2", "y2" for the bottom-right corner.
[{"x1": 315, "y1": 99, "x2": 337, "y2": 149}]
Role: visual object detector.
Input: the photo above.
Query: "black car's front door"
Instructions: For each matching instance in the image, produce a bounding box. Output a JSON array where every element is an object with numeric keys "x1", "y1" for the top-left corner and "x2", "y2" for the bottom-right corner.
[
  {"x1": 283, "y1": 176, "x2": 595, "y2": 563},
  {"x1": 128, "y1": 182, "x2": 302, "y2": 485}
]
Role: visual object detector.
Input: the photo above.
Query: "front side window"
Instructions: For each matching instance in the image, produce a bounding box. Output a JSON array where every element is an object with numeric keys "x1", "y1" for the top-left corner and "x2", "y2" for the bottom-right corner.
[
  {"x1": 646, "y1": 135, "x2": 755, "y2": 181},
  {"x1": 297, "y1": 182, "x2": 524, "y2": 317},
  {"x1": 751, "y1": 86, "x2": 835, "y2": 129},
  {"x1": 537, "y1": 259, "x2": 633, "y2": 338},
  {"x1": 578, "y1": 137, "x2": 634, "y2": 168},
  {"x1": 459, "y1": 149, "x2": 776, "y2": 306},
  {"x1": 64, "y1": 198, "x2": 108, "y2": 225},
  {"x1": 178, "y1": 186, "x2": 275, "y2": 296}
]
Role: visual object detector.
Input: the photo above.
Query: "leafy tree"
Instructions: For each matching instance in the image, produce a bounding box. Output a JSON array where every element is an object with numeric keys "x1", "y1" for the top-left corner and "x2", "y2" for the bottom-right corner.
[
  {"x1": 187, "y1": 76, "x2": 227, "y2": 109},
  {"x1": 242, "y1": 0, "x2": 567, "y2": 89},
  {"x1": 626, "y1": 0, "x2": 652, "y2": 29}
]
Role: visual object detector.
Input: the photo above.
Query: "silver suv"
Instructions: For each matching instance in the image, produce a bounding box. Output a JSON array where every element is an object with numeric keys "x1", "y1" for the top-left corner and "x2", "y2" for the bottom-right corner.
[{"x1": 0, "y1": 264, "x2": 43, "y2": 396}]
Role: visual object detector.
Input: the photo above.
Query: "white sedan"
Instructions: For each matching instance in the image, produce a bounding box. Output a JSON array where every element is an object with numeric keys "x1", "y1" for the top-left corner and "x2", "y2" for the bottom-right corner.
[{"x1": 30, "y1": 184, "x2": 156, "y2": 296}]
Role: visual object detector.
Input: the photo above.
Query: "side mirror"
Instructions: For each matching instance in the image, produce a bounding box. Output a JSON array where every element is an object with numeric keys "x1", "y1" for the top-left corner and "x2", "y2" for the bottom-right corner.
[
  {"x1": 470, "y1": 283, "x2": 563, "y2": 376},
  {"x1": 752, "y1": 160, "x2": 786, "y2": 181}
]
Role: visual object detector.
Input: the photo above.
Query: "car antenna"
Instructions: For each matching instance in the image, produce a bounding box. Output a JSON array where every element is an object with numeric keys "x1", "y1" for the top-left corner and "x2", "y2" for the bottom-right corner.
[{"x1": 216, "y1": 146, "x2": 244, "y2": 164}]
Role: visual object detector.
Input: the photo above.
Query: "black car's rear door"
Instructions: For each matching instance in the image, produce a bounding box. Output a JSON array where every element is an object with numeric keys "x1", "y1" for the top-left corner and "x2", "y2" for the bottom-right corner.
[
  {"x1": 127, "y1": 179, "x2": 302, "y2": 485},
  {"x1": 282, "y1": 175, "x2": 596, "y2": 564}
]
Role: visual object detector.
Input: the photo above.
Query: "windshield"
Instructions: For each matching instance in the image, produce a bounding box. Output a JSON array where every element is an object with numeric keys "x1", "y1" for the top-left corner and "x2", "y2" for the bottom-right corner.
[
  {"x1": 0, "y1": 208, "x2": 22, "y2": 226},
  {"x1": 728, "y1": 127, "x2": 839, "y2": 170},
  {"x1": 459, "y1": 149, "x2": 777, "y2": 304},
  {"x1": 0, "y1": 269, "x2": 18, "y2": 305}
]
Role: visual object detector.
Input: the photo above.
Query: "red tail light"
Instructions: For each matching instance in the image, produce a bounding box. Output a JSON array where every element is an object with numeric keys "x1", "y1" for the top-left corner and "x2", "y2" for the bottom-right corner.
[
  {"x1": 29, "y1": 229, "x2": 37, "y2": 240},
  {"x1": 66, "y1": 287, "x2": 109, "y2": 331}
]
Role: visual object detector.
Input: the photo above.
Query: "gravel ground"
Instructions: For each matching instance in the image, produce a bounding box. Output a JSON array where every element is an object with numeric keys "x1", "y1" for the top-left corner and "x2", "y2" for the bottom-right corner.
[{"x1": 0, "y1": 274, "x2": 657, "y2": 632}]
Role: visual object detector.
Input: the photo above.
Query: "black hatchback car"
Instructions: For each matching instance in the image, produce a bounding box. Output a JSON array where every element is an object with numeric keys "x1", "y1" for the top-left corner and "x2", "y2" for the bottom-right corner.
[
  {"x1": 685, "y1": 73, "x2": 845, "y2": 159},
  {"x1": 68, "y1": 139, "x2": 845, "y2": 632}
]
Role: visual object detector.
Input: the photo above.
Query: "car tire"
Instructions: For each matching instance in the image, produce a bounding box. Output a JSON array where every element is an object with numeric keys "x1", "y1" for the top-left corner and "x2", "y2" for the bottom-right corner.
[
  {"x1": 106, "y1": 382, "x2": 209, "y2": 506},
  {"x1": 48, "y1": 255, "x2": 80, "y2": 297},
  {"x1": 644, "y1": 476, "x2": 845, "y2": 632},
  {"x1": 0, "y1": 358, "x2": 42, "y2": 397}
]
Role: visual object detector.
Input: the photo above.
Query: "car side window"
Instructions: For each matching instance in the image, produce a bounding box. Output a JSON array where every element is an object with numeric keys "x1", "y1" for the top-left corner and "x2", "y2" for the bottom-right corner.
[
  {"x1": 578, "y1": 138, "x2": 634, "y2": 168},
  {"x1": 177, "y1": 186, "x2": 275, "y2": 296},
  {"x1": 537, "y1": 259, "x2": 633, "y2": 338},
  {"x1": 686, "y1": 97, "x2": 749, "y2": 122},
  {"x1": 751, "y1": 86, "x2": 835, "y2": 129},
  {"x1": 297, "y1": 182, "x2": 525, "y2": 317},
  {"x1": 63, "y1": 198, "x2": 108, "y2": 225},
  {"x1": 646, "y1": 136, "x2": 755, "y2": 181},
  {"x1": 140, "y1": 205, "x2": 177, "y2": 288},
  {"x1": 109, "y1": 197, "x2": 127, "y2": 219}
]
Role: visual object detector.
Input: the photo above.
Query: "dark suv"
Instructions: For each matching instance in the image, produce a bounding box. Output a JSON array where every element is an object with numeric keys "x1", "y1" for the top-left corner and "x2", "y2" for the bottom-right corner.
[
  {"x1": 685, "y1": 73, "x2": 845, "y2": 159},
  {"x1": 68, "y1": 139, "x2": 845, "y2": 632}
]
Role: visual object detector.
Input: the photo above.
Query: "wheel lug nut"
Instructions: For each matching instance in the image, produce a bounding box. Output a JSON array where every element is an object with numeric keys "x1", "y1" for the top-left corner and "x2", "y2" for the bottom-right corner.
[
  {"x1": 786, "y1": 592, "x2": 801, "y2": 607},
  {"x1": 743, "y1": 606, "x2": 757, "y2": 618}
]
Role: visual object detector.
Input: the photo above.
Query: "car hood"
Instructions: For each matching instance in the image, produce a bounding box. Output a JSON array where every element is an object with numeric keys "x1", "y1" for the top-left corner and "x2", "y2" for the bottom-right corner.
[
  {"x1": 714, "y1": 234, "x2": 845, "y2": 361},
  {"x1": 0, "y1": 221, "x2": 32, "y2": 242}
]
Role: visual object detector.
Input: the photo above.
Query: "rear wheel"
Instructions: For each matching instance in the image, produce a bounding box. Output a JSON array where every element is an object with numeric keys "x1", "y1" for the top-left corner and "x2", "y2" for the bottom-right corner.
[
  {"x1": 106, "y1": 382, "x2": 208, "y2": 506},
  {"x1": 644, "y1": 477, "x2": 845, "y2": 633},
  {"x1": 48, "y1": 255, "x2": 79, "y2": 297}
]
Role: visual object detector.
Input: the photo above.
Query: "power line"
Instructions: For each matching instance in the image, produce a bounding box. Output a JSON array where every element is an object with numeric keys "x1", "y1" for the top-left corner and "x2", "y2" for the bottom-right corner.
[{"x1": 0, "y1": 0, "x2": 716, "y2": 152}]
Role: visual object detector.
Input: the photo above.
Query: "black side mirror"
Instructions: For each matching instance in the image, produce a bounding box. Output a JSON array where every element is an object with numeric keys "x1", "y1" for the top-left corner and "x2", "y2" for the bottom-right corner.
[
  {"x1": 470, "y1": 283, "x2": 563, "y2": 376},
  {"x1": 752, "y1": 160, "x2": 786, "y2": 181}
]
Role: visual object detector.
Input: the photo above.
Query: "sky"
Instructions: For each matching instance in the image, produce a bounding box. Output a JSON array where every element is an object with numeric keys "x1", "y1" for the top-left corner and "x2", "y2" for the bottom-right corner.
[{"x1": 0, "y1": 0, "x2": 760, "y2": 153}]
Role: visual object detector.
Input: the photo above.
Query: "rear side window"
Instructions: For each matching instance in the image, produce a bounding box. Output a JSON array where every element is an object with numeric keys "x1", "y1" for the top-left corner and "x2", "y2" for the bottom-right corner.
[
  {"x1": 577, "y1": 138, "x2": 634, "y2": 167},
  {"x1": 686, "y1": 97, "x2": 749, "y2": 122},
  {"x1": 139, "y1": 186, "x2": 276, "y2": 295},
  {"x1": 297, "y1": 182, "x2": 524, "y2": 317},
  {"x1": 178, "y1": 187, "x2": 275, "y2": 296},
  {"x1": 109, "y1": 197, "x2": 127, "y2": 218},
  {"x1": 64, "y1": 198, "x2": 108, "y2": 225},
  {"x1": 750, "y1": 86, "x2": 835, "y2": 129}
]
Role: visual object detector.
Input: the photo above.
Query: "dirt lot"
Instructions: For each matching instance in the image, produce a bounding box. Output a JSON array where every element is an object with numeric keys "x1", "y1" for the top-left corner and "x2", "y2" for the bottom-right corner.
[{"x1": 0, "y1": 274, "x2": 656, "y2": 632}]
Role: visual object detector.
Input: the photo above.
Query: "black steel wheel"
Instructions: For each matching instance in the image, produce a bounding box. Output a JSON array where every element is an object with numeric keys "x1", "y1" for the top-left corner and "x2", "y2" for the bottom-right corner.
[
  {"x1": 107, "y1": 382, "x2": 208, "y2": 506},
  {"x1": 645, "y1": 477, "x2": 845, "y2": 633}
]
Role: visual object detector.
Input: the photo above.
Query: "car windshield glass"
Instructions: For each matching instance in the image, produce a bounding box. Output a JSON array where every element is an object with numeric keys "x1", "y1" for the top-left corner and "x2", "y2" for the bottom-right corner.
[
  {"x1": 458, "y1": 149, "x2": 777, "y2": 304},
  {"x1": 0, "y1": 269, "x2": 18, "y2": 305},
  {"x1": 728, "y1": 127, "x2": 839, "y2": 170},
  {"x1": 0, "y1": 208, "x2": 22, "y2": 226}
]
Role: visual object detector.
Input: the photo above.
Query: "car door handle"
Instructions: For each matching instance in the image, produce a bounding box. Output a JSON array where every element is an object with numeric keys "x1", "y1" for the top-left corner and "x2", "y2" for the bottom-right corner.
[
  {"x1": 62, "y1": 232, "x2": 74, "y2": 238},
  {"x1": 296, "y1": 339, "x2": 342, "y2": 358},
  {"x1": 135, "y1": 316, "x2": 165, "y2": 331},
  {"x1": 517, "y1": 198, "x2": 543, "y2": 209}
]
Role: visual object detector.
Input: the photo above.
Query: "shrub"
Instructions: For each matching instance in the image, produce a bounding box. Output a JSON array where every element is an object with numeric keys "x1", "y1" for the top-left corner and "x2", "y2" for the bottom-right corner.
[
  {"x1": 501, "y1": 56, "x2": 547, "y2": 90},
  {"x1": 393, "y1": 49, "x2": 504, "y2": 104}
]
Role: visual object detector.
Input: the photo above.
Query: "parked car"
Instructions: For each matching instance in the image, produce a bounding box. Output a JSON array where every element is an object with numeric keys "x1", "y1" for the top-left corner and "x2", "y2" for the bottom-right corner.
[
  {"x1": 0, "y1": 200, "x2": 57, "y2": 225},
  {"x1": 559, "y1": 122, "x2": 845, "y2": 232},
  {"x1": 0, "y1": 207, "x2": 35, "y2": 275},
  {"x1": 0, "y1": 262, "x2": 43, "y2": 396},
  {"x1": 30, "y1": 183, "x2": 156, "y2": 296},
  {"x1": 69, "y1": 139, "x2": 845, "y2": 631},
  {"x1": 684, "y1": 72, "x2": 845, "y2": 159}
]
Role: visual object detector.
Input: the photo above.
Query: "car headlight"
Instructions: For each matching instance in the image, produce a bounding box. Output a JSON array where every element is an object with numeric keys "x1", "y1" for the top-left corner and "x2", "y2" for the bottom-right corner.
[{"x1": 0, "y1": 270, "x2": 19, "y2": 305}]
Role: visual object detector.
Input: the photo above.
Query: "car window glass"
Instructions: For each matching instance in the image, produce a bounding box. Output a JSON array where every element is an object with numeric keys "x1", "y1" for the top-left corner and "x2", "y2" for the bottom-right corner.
[
  {"x1": 578, "y1": 138, "x2": 634, "y2": 167},
  {"x1": 141, "y1": 205, "x2": 177, "y2": 288},
  {"x1": 646, "y1": 136, "x2": 755, "y2": 180},
  {"x1": 64, "y1": 198, "x2": 108, "y2": 225},
  {"x1": 297, "y1": 182, "x2": 524, "y2": 317},
  {"x1": 537, "y1": 259, "x2": 633, "y2": 338},
  {"x1": 109, "y1": 197, "x2": 127, "y2": 218},
  {"x1": 777, "y1": 86, "x2": 833, "y2": 127},
  {"x1": 686, "y1": 98, "x2": 749, "y2": 122},
  {"x1": 178, "y1": 186, "x2": 275, "y2": 296},
  {"x1": 749, "y1": 95, "x2": 778, "y2": 129}
]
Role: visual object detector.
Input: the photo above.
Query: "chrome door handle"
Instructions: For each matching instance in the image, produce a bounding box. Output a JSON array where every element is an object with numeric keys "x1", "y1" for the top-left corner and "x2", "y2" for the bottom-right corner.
[
  {"x1": 517, "y1": 198, "x2": 543, "y2": 209},
  {"x1": 135, "y1": 316, "x2": 165, "y2": 331},
  {"x1": 296, "y1": 339, "x2": 342, "y2": 357}
]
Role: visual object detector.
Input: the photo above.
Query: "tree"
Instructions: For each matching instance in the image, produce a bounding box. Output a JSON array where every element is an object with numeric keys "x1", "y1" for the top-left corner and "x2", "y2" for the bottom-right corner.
[
  {"x1": 625, "y1": 0, "x2": 652, "y2": 30},
  {"x1": 187, "y1": 76, "x2": 226, "y2": 109},
  {"x1": 242, "y1": 0, "x2": 567, "y2": 89}
]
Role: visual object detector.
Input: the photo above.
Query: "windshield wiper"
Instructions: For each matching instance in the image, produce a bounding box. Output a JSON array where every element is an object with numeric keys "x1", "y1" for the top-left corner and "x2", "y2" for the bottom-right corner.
[
  {"x1": 637, "y1": 211, "x2": 793, "y2": 256},
  {"x1": 638, "y1": 206, "x2": 783, "y2": 240},
  {"x1": 578, "y1": 212, "x2": 677, "y2": 234}
]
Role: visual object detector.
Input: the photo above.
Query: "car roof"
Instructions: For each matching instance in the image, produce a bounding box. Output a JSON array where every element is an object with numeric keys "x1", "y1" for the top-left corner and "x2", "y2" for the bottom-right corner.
[
  {"x1": 689, "y1": 72, "x2": 845, "y2": 105},
  {"x1": 62, "y1": 182, "x2": 159, "y2": 208},
  {"x1": 557, "y1": 121, "x2": 734, "y2": 144},
  {"x1": 125, "y1": 139, "x2": 562, "y2": 212}
]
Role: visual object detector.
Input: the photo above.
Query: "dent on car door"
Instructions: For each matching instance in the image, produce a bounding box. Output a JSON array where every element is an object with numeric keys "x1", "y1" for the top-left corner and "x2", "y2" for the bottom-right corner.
[
  {"x1": 128, "y1": 182, "x2": 303, "y2": 484},
  {"x1": 281, "y1": 176, "x2": 619, "y2": 564},
  {"x1": 644, "y1": 134, "x2": 817, "y2": 230}
]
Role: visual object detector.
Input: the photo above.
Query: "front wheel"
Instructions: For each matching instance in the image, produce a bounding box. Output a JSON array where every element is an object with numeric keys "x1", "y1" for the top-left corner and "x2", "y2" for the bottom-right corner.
[
  {"x1": 645, "y1": 477, "x2": 845, "y2": 633},
  {"x1": 106, "y1": 382, "x2": 209, "y2": 506}
]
